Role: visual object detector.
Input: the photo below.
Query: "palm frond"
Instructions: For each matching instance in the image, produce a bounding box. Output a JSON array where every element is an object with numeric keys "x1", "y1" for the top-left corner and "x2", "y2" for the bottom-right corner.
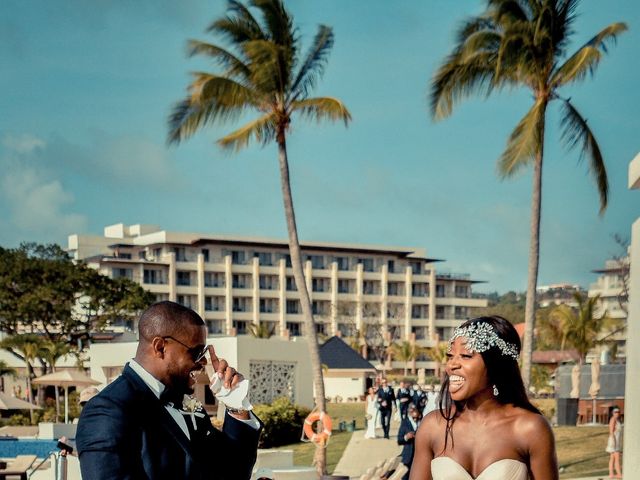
[
  {"x1": 167, "y1": 74, "x2": 256, "y2": 145},
  {"x1": 217, "y1": 112, "x2": 277, "y2": 151},
  {"x1": 559, "y1": 98, "x2": 608, "y2": 213},
  {"x1": 498, "y1": 98, "x2": 545, "y2": 177},
  {"x1": 252, "y1": 0, "x2": 295, "y2": 49},
  {"x1": 187, "y1": 40, "x2": 250, "y2": 80},
  {"x1": 290, "y1": 25, "x2": 334, "y2": 100},
  {"x1": 430, "y1": 51, "x2": 497, "y2": 120},
  {"x1": 290, "y1": 97, "x2": 351, "y2": 126},
  {"x1": 241, "y1": 39, "x2": 284, "y2": 94},
  {"x1": 489, "y1": 0, "x2": 530, "y2": 23},
  {"x1": 455, "y1": 16, "x2": 495, "y2": 45},
  {"x1": 460, "y1": 31, "x2": 501, "y2": 61},
  {"x1": 208, "y1": 0, "x2": 265, "y2": 43},
  {"x1": 551, "y1": 22, "x2": 628, "y2": 88}
]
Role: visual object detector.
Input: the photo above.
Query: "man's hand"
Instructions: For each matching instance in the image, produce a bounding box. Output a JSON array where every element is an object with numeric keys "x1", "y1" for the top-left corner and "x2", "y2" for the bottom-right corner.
[
  {"x1": 404, "y1": 432, "x2": 415, "y2": 441},
  {"x1": 207, "y1": 345, "x2": 243, "y2": 390}
]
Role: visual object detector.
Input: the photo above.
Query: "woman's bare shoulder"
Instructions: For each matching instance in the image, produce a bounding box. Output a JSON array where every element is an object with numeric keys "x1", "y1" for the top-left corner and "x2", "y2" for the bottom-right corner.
[{"x1": 510, "y1": 408, "x2": 553, "y2": 437}]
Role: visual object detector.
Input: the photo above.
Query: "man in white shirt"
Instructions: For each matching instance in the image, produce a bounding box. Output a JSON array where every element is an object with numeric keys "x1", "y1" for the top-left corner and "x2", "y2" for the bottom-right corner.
[{"x1": 76, "y1": 301, "x2": 261, "y2": 479}]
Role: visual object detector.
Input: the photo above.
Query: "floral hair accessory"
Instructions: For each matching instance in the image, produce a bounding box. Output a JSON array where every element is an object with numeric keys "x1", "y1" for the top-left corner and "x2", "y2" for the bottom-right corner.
[{"x1": 449, "y1": 322, "x2": 520, "y2": 360}]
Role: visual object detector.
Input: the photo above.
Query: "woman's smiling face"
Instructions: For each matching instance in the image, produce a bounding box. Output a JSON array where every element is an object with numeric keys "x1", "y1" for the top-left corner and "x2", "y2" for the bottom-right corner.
[{"x1": 446, "y1": 336, "x2": 491, "y2": 401}]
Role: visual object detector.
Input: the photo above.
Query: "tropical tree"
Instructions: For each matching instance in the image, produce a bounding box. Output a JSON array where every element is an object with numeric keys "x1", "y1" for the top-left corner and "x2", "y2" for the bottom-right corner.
[
  {"x1": 248, "y1": 322, "x2": 275, "y2": 339},
  {"x1": 387, "y1": 341, "x2": 425, "y2": 377},
  {"x1": 426, "y1": 341, "x2": 450, "y2": 379},
  {"x1": 550, "y1": 292, "x2": 616, "y2": 363},
  {"x1": 1, "y1": 334, "x2": 45, "y2": 423},
  {"x1": 430, "y1": 0, "x2": 626, "y2": 388},
  {"x1": 167, "y1": 0, "x2": 351, "y2": 472},
  {"x1": 40, "y1": 340, "x2": 73, "y2": 422}
]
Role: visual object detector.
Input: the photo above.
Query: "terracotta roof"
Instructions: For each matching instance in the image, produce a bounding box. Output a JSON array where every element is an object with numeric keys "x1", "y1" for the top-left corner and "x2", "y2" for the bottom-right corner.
[{"x1": 532, "y1": 350, "x2": 580, "y2": 364}]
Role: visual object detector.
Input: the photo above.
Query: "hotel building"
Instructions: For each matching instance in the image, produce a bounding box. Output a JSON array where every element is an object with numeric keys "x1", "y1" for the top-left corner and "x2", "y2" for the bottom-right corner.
[{"x1": 68, "y1": 223, "x2": 487, "y2": 372}]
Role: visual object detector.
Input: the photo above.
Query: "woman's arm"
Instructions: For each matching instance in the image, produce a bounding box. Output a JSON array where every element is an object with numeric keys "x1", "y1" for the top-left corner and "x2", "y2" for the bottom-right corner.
[
  {"x1": 524, "y1": 414, "x2": 559, "y2": 480},
  {"x1": 609, "y1": 417, "x2": 616, "y2": 436}
]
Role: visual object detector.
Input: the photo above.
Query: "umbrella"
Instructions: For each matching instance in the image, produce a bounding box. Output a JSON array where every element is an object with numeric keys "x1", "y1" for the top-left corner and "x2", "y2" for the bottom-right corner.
[
  {"x1": 570, "y1": 364, "x2": 580, "y2": 399},
  {"x1": 32, "y1": 370, "x2": 100, "y2": 423},
  {"x1": 588, "y1": 359, "x2": 601, "y2": 424},
  {"x1": 0, "y1": 392, "x2": 42, "y2": 410}
]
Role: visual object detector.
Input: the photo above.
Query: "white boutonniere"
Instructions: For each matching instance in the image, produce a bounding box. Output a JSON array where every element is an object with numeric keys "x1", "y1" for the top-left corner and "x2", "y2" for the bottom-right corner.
[{"x1": 181, "y1": 395, "x2": 205, "y2": 431}]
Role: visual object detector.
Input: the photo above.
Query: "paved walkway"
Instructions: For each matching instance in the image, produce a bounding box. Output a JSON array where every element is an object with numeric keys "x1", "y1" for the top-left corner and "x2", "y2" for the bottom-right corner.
[{"x1": 333, "y1": 419, "x2": 402, "y2": 479}]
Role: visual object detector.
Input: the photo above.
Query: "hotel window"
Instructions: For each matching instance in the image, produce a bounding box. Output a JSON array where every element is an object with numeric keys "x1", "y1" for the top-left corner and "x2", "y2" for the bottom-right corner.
[
  {"x1": 259, "y1": 275, "x2": 279, "y2": 290},
  {"x1": 201, "y1": 249, "x2": 210, "y2": 262},
  {"x1": 177, "y1": 295, "x2": 196, "y2": 309},
  {"x1": 337, "y1": 279, "x2": 354, "y2": 294},
  {"x1": 204, "y1": 296, "x2": 224, "y2": 312},
  {"x1": 138, "y1": 250, "x2": 147, "y2": 260},
  {"x1": 231, "y1": 250, "x2": 246, "y2": 265},
  {"x1": 387, "y1": 260, "x2": 395, "y2": 273},
  {"x1": 363, "y1": 281, "x2": 380, "y2": 295},
  {"x1": 410, "y1": 261, "x2": 422, "y2": 275},
  {"x1": 173, "y1": 247, "x2": 187, "y2": 262},
  {"x1": 307, "y1": 255, "x2": 325, "y2": 269},
  {"x1": 204, "y1": 272, "x2": 225, "y2": 288},
  {"x1": 412, "y1": 305, "x2": 427, "y2": 319},
  {"x1": 286, "y1": 300, "x2": 300, "y2": 314},
  {"x1": 143, "y1": 269, "x2": 164, "y2": 284},
  {"x1": 260, "y1": 298, "x2": 279, "y2": 313},
  {"x1": 286, "y1": 322, "x2": 302, "y2": 337},
  {"x1": 232, "y1": 274, "x2": 251, "y2": 289},
  {"x1": 312, "y1": 301, "x2": 329, "y2": 316},
  {"x1": 335, "y1": 257, "x2": 349, "y2": 271},
  {"x1": 436, "y1": 306, "x2": 446, "y2": 319},
  {"x1": 112, "y1": 268, "x2": 133, "y2": 280},
  {"x1": 358, "y1": 258, "x2": 374, "y2": 272},
  {"x1": 207, "y1": 320, "x2": 223, "y2": 335},
  {"x1": 286, "y1": 276, "x2": 297, "y2": 291},
  {"x1": 455, "y1": 306, "x2": 468, "y2": 320},
  {"x1": 387, "y1": 282, "x2": 404, "y2": 296},
  {"x1": 315, "y1": 323, "x2": 327, "y2": 335},
  {"x1": 153, "y1": 248, "x2": 162, "y2": 259},
  {"x1": 455, "y1": 285, "x2": 469, "y2": 298},
  {"x1": 337, "y1": 323, "x2": 356, "y2": 337},
  {"x1": 436, "y1": 284, "x2": 446, "y2": 297},
  {"x1": 412, "y1": 283, "x2": 428, "y2": 297},
  {"x1": 412, "y1": 326, "x2": 426, "y2": 340},
  {"x1": 232, "y1": 297, "x2": 251, "y2": 312},
  {"x1": 256, "y1": 252, "x2": 273, "y2": 266},
  {"x1": 176, "y1": 271, "x2": 191, "y2": 286},
  {"x1": 233, "y1": 320, "x2": 248, "y2": 335},
  {"x1": 312, "y1": 278, "x2": 329, "y2": 293},
  {"x1": 277, "y1": 253, "x2": 292, "y2": 267}
]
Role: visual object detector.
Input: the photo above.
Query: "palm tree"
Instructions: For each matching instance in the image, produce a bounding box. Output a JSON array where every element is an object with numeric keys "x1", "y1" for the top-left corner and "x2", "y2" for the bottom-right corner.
[
  {"x1": 248, "y1": 322, "x2": 275, "y2": 339},
  {"x1": 40, "y1": 340, "x2": 72, "y2": 422},
  {"x1": 167, "y1": 0, "x2": 351, "y2": 473},
  {"x1": 426, "y1": 342, "x2": 450, "y2": 380},
  {"x1": 550, "y1": 292, "x2": 616, "y2": 363},
  {"x1": 430, "y1": 0, "x2": 626, "y2": 388},
  {"x1": 1, "y1": 334, "x2": 45, "y2": 423},
  {"x1": 388, "y1": 341, "x2": 424, "y2": 377}
]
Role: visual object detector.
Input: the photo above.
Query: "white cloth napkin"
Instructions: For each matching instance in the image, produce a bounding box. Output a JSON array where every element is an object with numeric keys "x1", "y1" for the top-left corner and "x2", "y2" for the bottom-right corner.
[{"x1": 210, "y1": 375, "x2": 253, "y2": 410}]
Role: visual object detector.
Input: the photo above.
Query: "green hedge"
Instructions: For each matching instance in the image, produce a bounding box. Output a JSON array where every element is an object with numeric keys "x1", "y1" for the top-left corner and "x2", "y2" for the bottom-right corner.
[{"x1": 253, "y1": 397, "x2": 311, "y2": 448}]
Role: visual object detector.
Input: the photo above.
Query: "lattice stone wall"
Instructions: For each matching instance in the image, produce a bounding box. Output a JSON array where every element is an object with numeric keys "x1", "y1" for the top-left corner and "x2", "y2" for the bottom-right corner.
[{"x1": 250, "y1": 360, "x2": 296, "y2": 404}]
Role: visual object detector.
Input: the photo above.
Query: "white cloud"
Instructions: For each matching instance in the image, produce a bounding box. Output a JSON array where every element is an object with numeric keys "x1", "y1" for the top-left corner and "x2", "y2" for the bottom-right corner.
[{"x1": 0, "y1": 133, "x2": 87, "y2": 245}]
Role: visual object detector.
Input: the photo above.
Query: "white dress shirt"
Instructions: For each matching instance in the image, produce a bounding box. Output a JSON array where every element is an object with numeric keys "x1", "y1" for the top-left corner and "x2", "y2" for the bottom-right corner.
[{"x1": 128, "y1": 359, "x2": 259, "y2": 440}]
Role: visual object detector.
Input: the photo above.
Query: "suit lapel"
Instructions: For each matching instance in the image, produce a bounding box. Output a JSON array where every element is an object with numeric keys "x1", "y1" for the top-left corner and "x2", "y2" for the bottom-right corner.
[{"x1": 122, "y1": 365, "x2": 193, "y2": 456}]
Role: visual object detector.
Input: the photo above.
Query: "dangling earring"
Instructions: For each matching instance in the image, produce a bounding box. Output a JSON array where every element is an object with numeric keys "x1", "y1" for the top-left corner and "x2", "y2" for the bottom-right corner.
[{"x1": 493, "y1": 384, "x2": 499, "y2": 397}]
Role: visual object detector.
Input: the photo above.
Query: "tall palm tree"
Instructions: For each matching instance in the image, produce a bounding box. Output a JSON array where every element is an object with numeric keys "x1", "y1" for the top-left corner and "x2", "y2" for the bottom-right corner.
[
  {"x1": 551, "y1": 292, "x2": 616, "y2": 363},
  {"x1": 1, "y1": 334, "x2": 45, "y2": 424},
  {"x1": 426, "y1": 341, "x2": 450, "y2": 380},
  {"x1": 40, "y1": 340, "x2": 72, "y2": 422},
  {"x1": 167, "y1": 0, "x2": 350, "y2": 473},
  {"x1": 388, "y1": 341, "x2": 424, "y2": 376},
  {"x1": 430, "y1": 0, "x2": 626, "y2": 388}
]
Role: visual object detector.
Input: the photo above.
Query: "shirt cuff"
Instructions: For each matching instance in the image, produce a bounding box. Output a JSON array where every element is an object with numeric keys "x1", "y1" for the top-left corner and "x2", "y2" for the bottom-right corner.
[{"x1": 229, "y1": 411, "x2": 260, "y2": 430}]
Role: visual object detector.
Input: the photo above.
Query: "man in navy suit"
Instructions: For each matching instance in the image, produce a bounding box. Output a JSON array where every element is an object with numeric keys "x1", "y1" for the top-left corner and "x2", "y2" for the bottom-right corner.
[
  {"x1": 76, "y1": 301, "x2": 261, "y2": 479},
  {"x1": 396, "y1": 381, "x2": 412, "y2": 420},
  {"x1": 397, "y1": 403, "x2": 422, "y2": 480},
  {"x1": 376, "y1": 378, "x2": 396, "y2": 439}
]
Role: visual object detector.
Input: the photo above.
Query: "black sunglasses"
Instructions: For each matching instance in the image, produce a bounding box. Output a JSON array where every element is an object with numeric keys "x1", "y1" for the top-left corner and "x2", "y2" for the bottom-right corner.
[{"x1": 162, "y1": 336, "x2": 208, "y2": 363}]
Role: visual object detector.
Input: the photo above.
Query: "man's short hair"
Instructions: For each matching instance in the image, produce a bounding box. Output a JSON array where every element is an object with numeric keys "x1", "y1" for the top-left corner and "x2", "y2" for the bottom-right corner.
[{"x1": 138, "y1": 301, "x2": 204, "y2": 341}]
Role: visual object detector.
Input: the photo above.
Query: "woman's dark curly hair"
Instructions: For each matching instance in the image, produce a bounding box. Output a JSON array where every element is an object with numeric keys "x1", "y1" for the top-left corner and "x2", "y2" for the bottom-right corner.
[{"x1": 438, "y1": 315, "x2": 541, "y2": 451}]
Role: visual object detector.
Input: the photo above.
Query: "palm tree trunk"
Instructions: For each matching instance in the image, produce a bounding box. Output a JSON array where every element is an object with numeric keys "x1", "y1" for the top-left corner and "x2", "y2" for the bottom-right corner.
[
  {"x1": 522, "y1": 117, "x2": 546, "y2": 390},
  {"x1": 277, "y1": 136, "x2": 327, "y2": 475},
  {"x1": 26, "y1": 363, "x2": 34, "y2": 424}
]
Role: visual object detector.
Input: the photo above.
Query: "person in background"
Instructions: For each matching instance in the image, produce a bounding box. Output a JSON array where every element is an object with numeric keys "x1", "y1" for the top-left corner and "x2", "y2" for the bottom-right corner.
[
  {"x1": 73, "y1": 387, "x2": 100, "y2": 424},
  {"x1": 376, "y1": 378, "x2": 396, "y2": 439},
  {"x1": 411, "y1": 384, "x2": 426, "y2": 412},
  {"x1": 605, "y1": 406, "x2": 623, "y2": 479},
  {"x1": 364, "y1": 386, "x2": 379, "y2": 439},
  {"x1": 396, "y1": 381, "x2": 413, "y2": 420},
  {"x1": 422, "y1": 384, "x2": 438, "y2": 416},
  {"x1": 398, "y1": 403, "x2": 422, "y2": 480}
]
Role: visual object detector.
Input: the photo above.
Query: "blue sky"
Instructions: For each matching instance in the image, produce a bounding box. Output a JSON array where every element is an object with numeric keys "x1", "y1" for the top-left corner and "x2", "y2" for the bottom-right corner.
[{"x1": 0, "y1": 0, "x2": 637, "y2": 293}]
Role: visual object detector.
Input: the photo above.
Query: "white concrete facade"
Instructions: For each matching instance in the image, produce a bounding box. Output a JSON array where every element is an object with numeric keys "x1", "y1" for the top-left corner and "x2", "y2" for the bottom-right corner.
[
  {"x1": 89, "y1": 335, "x2": 314, "y2": 408},
  {"x1": 68, "y1": 224, "x2": 487, "y2": 373},
  {"x1": 624, "y1": 152, "x2": 640, "y2": 473}
]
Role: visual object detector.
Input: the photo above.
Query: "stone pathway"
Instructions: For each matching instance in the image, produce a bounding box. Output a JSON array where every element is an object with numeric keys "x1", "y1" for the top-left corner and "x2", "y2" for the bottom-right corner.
[{"x1": 333, "y1": 419, "x2": 401, "y2": 479}]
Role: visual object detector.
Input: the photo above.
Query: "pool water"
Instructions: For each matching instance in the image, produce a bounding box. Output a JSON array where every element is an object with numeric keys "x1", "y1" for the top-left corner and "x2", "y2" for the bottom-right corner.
[{"x1": 0, "y1": 440, "x2": 58, "y2": 458}]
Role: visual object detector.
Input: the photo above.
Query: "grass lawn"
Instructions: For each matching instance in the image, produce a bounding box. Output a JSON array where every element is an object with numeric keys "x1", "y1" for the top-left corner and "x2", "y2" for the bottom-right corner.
[{"x1": 289, "y1": 430, "x2": 353, "y2": 474}]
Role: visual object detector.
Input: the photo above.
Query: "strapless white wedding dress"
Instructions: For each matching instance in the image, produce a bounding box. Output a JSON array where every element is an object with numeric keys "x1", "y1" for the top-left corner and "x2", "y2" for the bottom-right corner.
[{"x1": 431, "y1": 457, "x2": 528, "y2": 479}]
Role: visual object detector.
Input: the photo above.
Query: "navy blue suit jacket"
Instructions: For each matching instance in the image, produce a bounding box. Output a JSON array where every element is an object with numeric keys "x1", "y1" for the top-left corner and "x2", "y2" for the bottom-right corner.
[
  {"x1": 397, "y1": 417, "x2": 420, "y2": 466},
  {"x1": 376, "y1": 386, "x2": 396, "y2": 412},
  {"x1": 76, "y1": 364, "x2": 260, "y2": 480}
]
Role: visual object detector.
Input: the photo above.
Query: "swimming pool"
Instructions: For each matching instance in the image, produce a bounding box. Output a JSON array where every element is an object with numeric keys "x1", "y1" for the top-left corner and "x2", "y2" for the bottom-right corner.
[{"x1": 0, "y1": 439, "x2": 58, "y2": 458}]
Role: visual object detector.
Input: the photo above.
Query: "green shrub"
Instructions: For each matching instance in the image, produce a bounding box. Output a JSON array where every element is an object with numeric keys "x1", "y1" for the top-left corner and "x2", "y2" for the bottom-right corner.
[
  {"x1": 7, "y1": 414, "x2": 31, "y2": 426},
  {"x1": 252, "y1": 397, "x2": 311, "y2": 448}
]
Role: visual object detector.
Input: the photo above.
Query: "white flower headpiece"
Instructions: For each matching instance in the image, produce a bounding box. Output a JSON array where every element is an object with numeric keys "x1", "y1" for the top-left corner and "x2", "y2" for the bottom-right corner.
[{"x1": 449, "y1": 322, "x2": 519, "y2": 360}]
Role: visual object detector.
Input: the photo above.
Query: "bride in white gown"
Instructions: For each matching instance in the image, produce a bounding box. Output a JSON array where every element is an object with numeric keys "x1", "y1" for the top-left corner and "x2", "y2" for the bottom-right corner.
[
  {"x1": 410, "y1": 316, "x2": 558, "y2": 480},
  {"x1": 364, "y1": 387, "x2": 378, "y2": 439}
]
